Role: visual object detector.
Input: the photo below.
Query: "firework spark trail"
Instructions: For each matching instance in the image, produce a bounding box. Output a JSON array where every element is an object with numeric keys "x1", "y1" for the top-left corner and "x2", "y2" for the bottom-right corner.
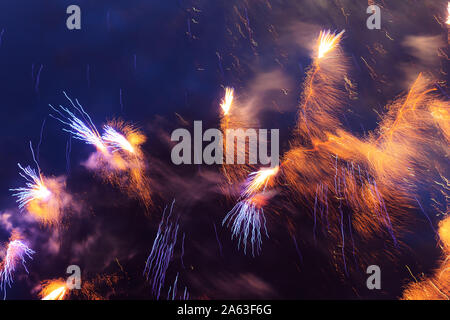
[
  {"x1": 182, "y1": 286, "x2": 189, "y2": 300},
  {"x1": 102, "y1": 125, "x2": 135, "y2": 154},
  {"x1": 223, "y1": 165, "x2": 279, "y2": 256},
  {"x1": 220, "y1": 87, "x2": 234, "y2": 116},
  {"x1": 98, "y1": 120, "x2": 152, "y2": 208},
  {"x1": 34, "y1": 64, "x2": 43, "y2": 93},
  {"x1": 292, "y1": 236, "x2": 303, "y2": 264},
  {"x1": 10, "y1": 142, "x2": 71, "y2": 225},
  {"x1": 66, "y1": 136, "x2": 72, "y2": 174},
  {"x1": 37, "y1": 118, "x2": 46, "y2": 163},
  {"x1": 50, "y1": 94, "x2": 151, "y2": 208},
  {"x1": 242, "y1": 166, "x2": 279, "y2": 198},
  {"x1": 180, "y1": 233, "x2": 186, "y2": 268},
  {"x1": 49, "y1": 92, "x2": 107, "y2": 154},
  {"x1": 414, "y1": 197, "x2": 438, "y2": 235},
  {"x1": 144, "y1": 200, "x2": 179, "y2": 299},
  {"x1": 219, "y1": 86, "x2": 259, "y2": 186},
  {"x1": 277, "y1": 23, "x2": 449, "y2": 277},
  {"x1": 223, "y1": 194, "x2": 269, "y2": 257},
  {"x1": 0, "y1": 237, "x2": 35, "y2": 300},
  {"x1": 213, "y1": 223, "x2": 223, "y2": 257},
  {"x1": 296, "y1": 30, "x2": 347, "y2": 144},
  {"x1": 11, "y1": 163, "x2": 51, "y2": 210},
  {"x1": 39, "y1": 279, "x2": 68, "y2": 300},
  {"x1": 317, "y1": 30, "x2": 345, "y2": 59}
]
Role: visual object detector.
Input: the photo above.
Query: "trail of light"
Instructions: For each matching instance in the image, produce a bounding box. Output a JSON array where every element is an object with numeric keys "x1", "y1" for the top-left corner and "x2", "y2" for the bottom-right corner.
[
  {"x1": 242, "y1": 166, "x2": 279, "y2": 197},
  {"x1": 144, "y1": 200, "x2": 179, "y2": 300},
  {"x1": 102, "y1": 125, "x2": 135, "y2": 153},
  {"x1": 0, "y1": 239, "x2": 35, "y2": 299},
  {"x1": 49, "y1": 92, "x2": 107, "y2": 154},
  {"x1": 223, "y1": 195, "x2": 269, "y2": 257},
  {"x1": 292, "y1": 236, "x2": 303, "y2": 263},
  {"x1": 180, "y1": 233, "x2": 186, "y2": 268},
  {"x1": 220, "y1": 87, "x2": 234, "y2": 116},
  {"x1": 40, "y1": 279, "x2": 68, "y2": 300},
  {"x1": 182, "y1": 286, "x2": 189, "y2": 300},
  {"x1": 10, "y1": 164, "x2": 51, "y2": 210},
  {"x1": 317, "y1": 30, "x2": 345, "y2": 59},
  {"x1": 313, "y1": 184, "x2": 318, "y2": 243},
  {"x1": 213, "y1": 222, "x2": 223, "y2": 257},
  {"x1": 414, "y1": 197, "x2": 438, "y2": 235}
]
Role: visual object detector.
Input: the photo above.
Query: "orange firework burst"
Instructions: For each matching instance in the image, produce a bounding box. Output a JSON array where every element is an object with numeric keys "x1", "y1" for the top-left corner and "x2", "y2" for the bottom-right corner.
[
  {"x1": 282, "y1": 71, "x2": 449, "y2": 275},
  {"x1": 39, "y1": 279, "x2": 68, "y2": 300},
  {"x1": 317, "y1": 30, "x2": 345, "y2": 59},
  {"x1": 84, "y1": 120, "x2": 152, "y2": 209},
  {"x1": 219, "y1": 87, "x2": 259, "y2": 187},
  {"x1": 243, "y1": 166, "x2": 279, "y2": 197},
  {"x1": 220, "y1": 87, "x2": 234, "y2": 116},
  {"x1": 11, "y1": 155, "x2": 72, "y2": 225}
]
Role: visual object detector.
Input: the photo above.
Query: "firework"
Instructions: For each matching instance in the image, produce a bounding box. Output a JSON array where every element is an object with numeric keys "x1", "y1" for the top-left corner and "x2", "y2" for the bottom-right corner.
[
  {"x1": 144, "y1": 200, "x2": 179, "y2": 299},
  {"x1": 219, "y1": 87, "x2": 259, "y2": 186},
  {"x1": 242, "y1": 166, "x2": 279, "y2": 197},
  {"x1": 0, "y1": 234, "x2": 35, "y2": 299},
  {"x1": 11, "y1": 164, "x2": 51, "y2": 210},
  {"x1": 220, "y1": 87, "x2": 234, "y2": 116},
  {"x1": 51, "y1": 94, "x2": 152, "y2": 208},
  {"x1": 50, "y1": 92, "x2": 107, "y2": 154},
  {"x1": 317, "y1": 30, "x2": 345, "y2": 59},
  {"x1": 223, "y1": 194, "x2": 269, "y2": 256},
  {"x1": 99, "y1": 120, "x2": 151, "y2": 208},
  {"x1": 39, "y1": 279, "x2": 68, "y2": 300},
  {"x1": 10, "y1": 143, "x2": 71, "y2": 225},
  {"x1": 102, "y1": 125, "x2": 138, "y2": 154}
]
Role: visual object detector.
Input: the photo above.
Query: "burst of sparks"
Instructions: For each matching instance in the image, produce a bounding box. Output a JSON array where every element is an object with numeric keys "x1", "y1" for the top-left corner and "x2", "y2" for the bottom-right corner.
[
  {"x1": 223, "y1": 196, "x2": 269, "y2": 257},
  {"x1": 0, "y1": 240, "x2": 35, "y2": 299},
  {"x1": 220, "y1": 87, "x2": 234, "y2": 116},
  {"x1": 49, "y1": 92, "x2": 107, "y2": 153},
  {"x1": 42, "y1": 286, "x2": 67, "y2": 300},
  {"x1": 102, "y1": 125, "x2": 135, "y2": 153},
  {"x1": 243, "y1": 166, "x2": 279, "y2": 197},
  {"x1": 40, "y1": 280, "x2": 68, "y2": 300},
  {"x1": 10, "y1": 164, "x2": 51, "y2": 209},
  {"x1": 317, "y1": 29, "x2": 345, "y2": 59}
]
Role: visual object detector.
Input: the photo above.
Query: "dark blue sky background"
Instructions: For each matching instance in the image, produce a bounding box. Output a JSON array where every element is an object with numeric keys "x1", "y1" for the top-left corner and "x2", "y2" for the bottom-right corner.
[{"x1": 0, "y1": 0, "x2": 447, "y2": 299}]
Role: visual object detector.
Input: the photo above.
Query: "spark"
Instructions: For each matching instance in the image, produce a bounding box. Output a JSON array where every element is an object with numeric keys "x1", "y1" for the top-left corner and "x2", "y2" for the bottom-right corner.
[
  {"x1": 0, "y1": 238, "x2": 35, "y2": 299},
  {"x1": 39, "y1": 279, "x2": 68, "y2": 300},
  {"x1": 220, "y1": 87, "x2": 234, "y2": 116},
  {"x1": 447, "y1": 2, "x2": 450, "y2": 25},
  {"x1": 102, "y1": 125, "x2": 135, "y2": 154},
  {"x1": 144, "y1": 200, "x2": 179, "y2": 300},
  {"x1": 10, "y1": 164, "x2": 51, "y2": 209},
  {"x1": 49, "y1": 92, "x2": 107, "y2": 154},
  {"x1": 223, "y1": 194, "x2": 269, "y2": 256},
  {"x1": 317, "y1": 29, "x2": 345, "y2": 59},
  {"x1": 242, "y1": 166, "x2": 279, "y2": 197}
]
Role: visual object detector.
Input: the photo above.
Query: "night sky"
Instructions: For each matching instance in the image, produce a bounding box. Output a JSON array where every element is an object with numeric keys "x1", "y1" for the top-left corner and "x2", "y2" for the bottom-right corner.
[{"x1": 0, "y1": 0, "x2": 448, "y2": 300}]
